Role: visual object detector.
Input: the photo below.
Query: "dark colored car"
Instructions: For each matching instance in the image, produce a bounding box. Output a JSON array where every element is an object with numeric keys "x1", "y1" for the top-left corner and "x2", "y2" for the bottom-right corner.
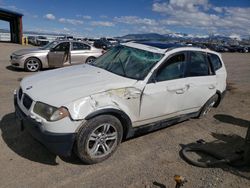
[{"x1": 93, "y1": 38, "x2": 112, "y2": 50}]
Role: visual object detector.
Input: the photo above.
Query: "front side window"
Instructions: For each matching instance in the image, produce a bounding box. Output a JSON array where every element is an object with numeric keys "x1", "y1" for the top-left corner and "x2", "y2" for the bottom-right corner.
[
  {"x1": 156, "y1": 53, "x2": 186, "y2": 82},
  {"x1": 90, "y1": 45, "x2": 163, "y2": 80},
  {"x1": 187, "y1": 51, "x2": 210, "y2": 77},
  {"x1": 40, "y1": 41, "x2": 59, "y2": 50},
  {"x1": 53, "y1": 42, "x2": 70, "y2": 52},
  {"x1": 72, "y1": 42, "x2": 90, "y2": 50},
  {"x1": 208, "y1": 53, "x2": 222, "y2": 71}
]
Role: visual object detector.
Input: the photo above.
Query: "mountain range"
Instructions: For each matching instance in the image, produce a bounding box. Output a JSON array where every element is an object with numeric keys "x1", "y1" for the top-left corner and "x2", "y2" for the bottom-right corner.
[{"x1": 0, "y1": 28, "x2": 248, "y2": 41}]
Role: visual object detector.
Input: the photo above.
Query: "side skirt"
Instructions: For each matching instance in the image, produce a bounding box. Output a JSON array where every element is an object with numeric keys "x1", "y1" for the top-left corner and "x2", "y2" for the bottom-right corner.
[{"x1": 125, "y1": 111, "x2": 199, "y2": 139}]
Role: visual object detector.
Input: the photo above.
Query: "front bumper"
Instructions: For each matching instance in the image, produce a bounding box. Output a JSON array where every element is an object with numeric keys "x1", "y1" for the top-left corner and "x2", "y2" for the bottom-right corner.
[
  {"x1": 14, "y1": 95, "x2": 76, "y2": 157},
  {"x1": 10, "y1": 57, "x2": 24, "y2": 68}
]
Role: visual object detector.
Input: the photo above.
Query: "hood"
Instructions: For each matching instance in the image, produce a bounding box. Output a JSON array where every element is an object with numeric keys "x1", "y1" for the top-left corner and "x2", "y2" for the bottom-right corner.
[
  {"x1": 21, "y1": 64, "x2": 137, "y2": 107},
  {"x1": 13, "y1": 48, "x2": 48, "y2": 56}
]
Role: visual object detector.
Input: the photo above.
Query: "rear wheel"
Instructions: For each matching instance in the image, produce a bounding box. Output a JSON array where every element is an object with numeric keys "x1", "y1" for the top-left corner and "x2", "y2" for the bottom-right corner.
[
  {"x1": 85, "y1": 57, "x2": 96, "y2": 64},
  {"x1": 24, "y1": 57, "x2": 41, "y2": 72},
  {"x1": 75, "y1": 115, "x2": 123, "y2": 164},
  {"x1": 198, "y1": 94, "x2": 219, "y2": 118}
]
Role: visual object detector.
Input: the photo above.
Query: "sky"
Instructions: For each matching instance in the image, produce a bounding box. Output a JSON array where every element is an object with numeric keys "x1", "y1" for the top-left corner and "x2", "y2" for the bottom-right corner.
[{"x1": 0, "y1": 0, "x2": 250, "y2": 38}]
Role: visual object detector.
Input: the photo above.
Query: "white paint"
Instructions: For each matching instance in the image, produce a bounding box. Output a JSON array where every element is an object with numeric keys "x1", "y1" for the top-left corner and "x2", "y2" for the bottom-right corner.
[{"x1": 17, "y1": 43, "x2": 227, "y2": 134}]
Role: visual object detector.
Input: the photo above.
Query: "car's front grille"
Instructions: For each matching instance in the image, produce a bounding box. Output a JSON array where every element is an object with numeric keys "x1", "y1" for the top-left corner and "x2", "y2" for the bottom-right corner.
[
  {"x1": 18, "y1": 87, "x2": 33, "y2": 110},
  {"x1": 23, "y1": 94, "x2": 33, "y2": 110}
]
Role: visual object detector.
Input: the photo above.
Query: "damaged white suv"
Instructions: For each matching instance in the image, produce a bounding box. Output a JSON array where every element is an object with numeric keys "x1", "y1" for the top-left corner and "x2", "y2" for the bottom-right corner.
[{"x1": 14, "y1": 42, "x2": 227, "y2": 164}]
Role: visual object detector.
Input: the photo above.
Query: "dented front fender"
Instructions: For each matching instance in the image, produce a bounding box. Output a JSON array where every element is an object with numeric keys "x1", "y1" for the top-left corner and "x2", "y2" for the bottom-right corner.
[{"x1": 65, "y1": 87, "x2": 142, "y2": 122}]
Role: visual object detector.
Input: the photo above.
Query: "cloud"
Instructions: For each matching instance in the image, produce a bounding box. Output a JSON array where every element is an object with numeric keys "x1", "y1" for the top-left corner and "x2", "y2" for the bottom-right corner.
[
  {"x1": 152, "y1": 0, "x2": 250, "y2": 36},
  {"x1": 44, "y1": 13, "x2": 56, "y2": 20},
  {"x1": 83, "y1": 15, "x2": 92, "y2": 19},
  {"x1": 153, "y1": 0, "x2": 210, "y2": 13},
  {"x1": 100, "y1": 15, "x2": 108, "y2": 19},
  {"x1": 58, "y1": 18, "x2": 83, "y2": 25},
  {"x1": 91, "y1": 21, "x2": 114, "y2": 27},
  {"x1": 114, "y1": 16, "x2": 158, "y2": 26},
  {"x1": 229, "y1": 33, "x2": 241, "y2": 40},
  {"x1": 75, "y1": 15, "x2": 92, "y2": 19},
  {"x1": 137, "y1": 25, "x2": 171, "y2": 34}
]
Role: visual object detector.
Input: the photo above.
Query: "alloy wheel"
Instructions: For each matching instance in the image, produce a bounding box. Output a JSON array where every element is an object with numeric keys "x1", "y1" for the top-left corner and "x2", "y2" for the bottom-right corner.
[{"x1": 87, "y1": 123, "x2": 118, "y2": 158}]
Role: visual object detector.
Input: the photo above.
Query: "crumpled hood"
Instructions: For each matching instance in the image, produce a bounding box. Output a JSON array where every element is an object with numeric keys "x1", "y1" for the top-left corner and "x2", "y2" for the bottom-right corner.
[
  {"x1": 13, "y1": 48, "x2": 48, "y2": 56},
  {"x1": 21, "y1": 64, "x2": 137, "y2": 107}
]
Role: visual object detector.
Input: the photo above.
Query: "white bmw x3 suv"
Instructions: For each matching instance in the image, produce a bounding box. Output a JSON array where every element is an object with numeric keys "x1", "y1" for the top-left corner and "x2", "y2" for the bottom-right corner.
[{"x1": 14, "y1": 42, "x2": 227, "y2": 164}]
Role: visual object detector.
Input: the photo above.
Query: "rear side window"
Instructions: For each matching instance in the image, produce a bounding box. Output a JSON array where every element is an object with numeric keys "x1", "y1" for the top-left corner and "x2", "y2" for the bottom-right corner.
[
  {"x1": 72, "y1": 42, "x2": 90, "y2": 50},
  {"x1": 208, "y1": 53, "x2": 222, "y2": 71},
  {"x1": 156, "y1": 53, "x2": 186, "y2": 82},
  {"x1": 187, "y1": 51, "x2": 210, "y2": 77}
]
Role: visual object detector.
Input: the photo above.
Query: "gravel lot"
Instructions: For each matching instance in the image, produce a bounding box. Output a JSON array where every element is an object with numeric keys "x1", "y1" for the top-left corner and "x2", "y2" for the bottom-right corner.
[{"x1": 0, "y1": 42, "x2": 249, "y2": 188}]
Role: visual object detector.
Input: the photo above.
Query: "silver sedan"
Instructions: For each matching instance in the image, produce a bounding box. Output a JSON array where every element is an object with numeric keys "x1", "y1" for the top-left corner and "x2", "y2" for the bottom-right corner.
[{"x1": 10, "y1": 40, "x2": 103, "y2": 72}]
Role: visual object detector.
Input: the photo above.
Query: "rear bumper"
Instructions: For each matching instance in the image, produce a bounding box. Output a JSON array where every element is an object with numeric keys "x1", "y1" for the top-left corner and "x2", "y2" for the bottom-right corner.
[{"x1": 14, "y1": 95, "x2": 76, "y2": 157}]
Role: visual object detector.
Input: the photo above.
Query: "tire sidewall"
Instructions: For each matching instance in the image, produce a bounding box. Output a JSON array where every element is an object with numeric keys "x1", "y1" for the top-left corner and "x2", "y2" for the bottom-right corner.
[
  {"x1": 76, "y1": 115, "x2": 123, "y2": 164},
  {"x1": 24, "y1": 57, "x2": 41, "y2": 72},
  {"x1": 85, "y1": 57, "x2": 96, "y2": 64},
  {"x1": 199, "y1": 94, "x2": 219, "y2": 118}
]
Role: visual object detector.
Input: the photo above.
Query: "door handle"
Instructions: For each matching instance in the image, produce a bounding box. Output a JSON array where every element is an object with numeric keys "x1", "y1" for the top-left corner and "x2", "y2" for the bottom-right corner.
[
  {"x1": 208, "y1": 85, "x2": 216, "y2": 89},
  {"x1": 167, "y1": 85, "x2": 186, "y2": 92},
  {"x1": 175, "y1": 89, "x2": 185, "y2": 94}
]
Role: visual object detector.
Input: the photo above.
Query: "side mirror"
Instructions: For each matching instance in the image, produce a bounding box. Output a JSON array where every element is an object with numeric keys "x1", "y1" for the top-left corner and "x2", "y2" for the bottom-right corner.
[{"x1": 50, "y1": 48, "x2": 55, "y2": 52}]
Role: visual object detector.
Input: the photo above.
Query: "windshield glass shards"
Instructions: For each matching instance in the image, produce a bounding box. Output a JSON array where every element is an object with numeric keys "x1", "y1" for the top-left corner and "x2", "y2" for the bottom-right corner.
[{"x1": 90, "y1": 45, "x2": 163, "y2": 80}]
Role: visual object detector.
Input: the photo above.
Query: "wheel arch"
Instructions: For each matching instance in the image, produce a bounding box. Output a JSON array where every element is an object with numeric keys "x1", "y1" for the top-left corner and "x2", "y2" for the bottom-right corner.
[
  {"x1": 214, "y1": 90, "x2": 222, "y2": 107},
  {"x1": 25, "y1": 56, "x2": 43, "y2": 69},
  {"x1": 85, "y1": 108, "x2": 132, "y2": 140}
]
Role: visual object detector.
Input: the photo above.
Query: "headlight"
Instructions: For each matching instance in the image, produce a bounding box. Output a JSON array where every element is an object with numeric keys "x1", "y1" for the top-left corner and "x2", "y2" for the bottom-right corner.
[
  {"x1": 12, "y1": 54, "x2": 24, "y2": 59},
  {"x1": 33, "y1": 102, "x2": 69, "y2": 121}
]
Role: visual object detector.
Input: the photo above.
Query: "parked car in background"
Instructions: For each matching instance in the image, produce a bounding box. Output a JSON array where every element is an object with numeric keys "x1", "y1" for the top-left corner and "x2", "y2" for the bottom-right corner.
[
  {"x1": 107, "y1": 38, "x2": 119, "y2": 45},
  {"x1": 235, "y1": 46, "x2": 248, "y2": 53},
  {"x1": 35, "y1": 36, "x2": 49, "y2": 46},
  {"x1": 85, "y1": 38, "x2": 97, "y2": 45},
  {"x1": 226, "y1": 45, "x2": 248, "y2": 53},
  {"x1": 27, "y1": 36, "x2": 36, "y2": 45},
  {"x1": 10, "y1": 40, "x2": 103, "y2": 72},
  {"x1": 94, "y1": 38, "x2": 112, "y2": 49},
  {"x1": 14, "y1": 42, "x2": 227, "y2": 164},
  {"x1": 214, "y1": 45, "x2": 229, "y2": 52},
  {"x1": 56, "y1": 35, "x2": 74, "y2": 41}
]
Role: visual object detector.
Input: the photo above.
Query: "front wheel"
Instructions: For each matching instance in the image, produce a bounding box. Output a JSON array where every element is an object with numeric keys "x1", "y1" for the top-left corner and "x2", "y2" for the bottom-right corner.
[
  {"x1": 24, "y1": 57, "x2": 42, "y2": 72},
  {"x1": 75, "y1": 115, "x2": 123, "y2": 164}
]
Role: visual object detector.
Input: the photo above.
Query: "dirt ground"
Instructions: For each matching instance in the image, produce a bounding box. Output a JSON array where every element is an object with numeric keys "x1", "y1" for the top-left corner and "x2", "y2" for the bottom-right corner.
[{"x1": 0, "y1": 42, "x2": 249, "y2": 188}]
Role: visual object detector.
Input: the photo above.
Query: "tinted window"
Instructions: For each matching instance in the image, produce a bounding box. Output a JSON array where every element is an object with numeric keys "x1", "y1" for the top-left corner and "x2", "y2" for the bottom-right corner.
[
  {"x1": 187, "y1": 51, "x2": 209, "y2": 77},
  {"x1": 72, "y1": 42, "x2": 90, "y2": 50},
  {"x1": 53, "y1": 42, "x2": 70, "y2": 52},
  {"x1": 208, "y1": 53, "x2": 222, "y2": 71},
  {"x1": 156, "y1": 53, "x2": 186, "y2": 82}
]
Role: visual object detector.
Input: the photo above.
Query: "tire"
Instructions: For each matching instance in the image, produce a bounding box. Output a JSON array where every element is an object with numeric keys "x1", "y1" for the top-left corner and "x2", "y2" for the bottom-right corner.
[
  {"x1": 24, "y1": 57, "x2": 42, "y2": 72},
  {"x1": 75, "y1": 115, "x2": 123, "y2": 164},
  {"x1": 198, "y1": 94, "x2": 219, "y2": 118},
  {"x1": 85, "y1": 57, "x2": 96, "y2": 64}
]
